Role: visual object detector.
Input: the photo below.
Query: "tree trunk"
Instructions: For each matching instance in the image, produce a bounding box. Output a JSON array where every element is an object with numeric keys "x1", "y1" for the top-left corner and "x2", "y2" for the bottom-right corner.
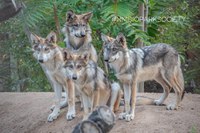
[
  {"x1": 72, "y1": 106, "x2": 115, "y2": 133},
  {"x1": 137, "y1": 3, "x2": 145, "y2": 92},
  {"x1": 0, "y1": 0, "x2": 22, "y2": 22},
  {"x1": 53, "y1": 3, "x2": 61, "y2": 41},
  {"x1": 144, "y1": 0, "x2": 148, "y2": 32},
  {"x1": 72, "y1": 120, "x2": 102, "y2": 133}
]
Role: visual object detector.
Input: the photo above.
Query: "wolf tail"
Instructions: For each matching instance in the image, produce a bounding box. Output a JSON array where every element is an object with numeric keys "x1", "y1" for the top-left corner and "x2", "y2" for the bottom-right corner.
[
  {"x1": 175, "y1": 57, "x2": 185, "y2": 101},
  {"x1": 110, "y1": 82, "x2": 122, "y2": 112},
  {"x1": 136, "y1": 96, "x2": 155, "y2": 105}
]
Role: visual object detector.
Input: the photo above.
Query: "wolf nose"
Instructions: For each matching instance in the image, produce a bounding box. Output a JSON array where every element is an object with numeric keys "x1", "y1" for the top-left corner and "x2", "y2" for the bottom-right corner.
[
  {"x1": 80, "y1": 33, "x2": 85, "y2": 37},
  {"x1": 104, "y1": 59, "x2": 109, "y2": 62},
  {"x1": 80, "y1": 32, "x2": 85, "y2": 37},
  {"x1": 72, "y1": 75, "x2": 77, "y2": 80},
  {"x1": 39, "y1": 59, "x2": 44, "y2": 63}
]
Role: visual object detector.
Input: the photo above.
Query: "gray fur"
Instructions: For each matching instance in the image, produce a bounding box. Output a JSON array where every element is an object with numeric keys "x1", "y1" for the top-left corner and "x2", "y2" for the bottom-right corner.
[
  {"x1": 101, "y1": 33, "x2": 185, "y2": 121},
  {"x1": 62, "y1": 10, "x2": 98, "y2": 62},
  {"x1": 63, "y1": 50, "x2": 121, "y2": 120}
]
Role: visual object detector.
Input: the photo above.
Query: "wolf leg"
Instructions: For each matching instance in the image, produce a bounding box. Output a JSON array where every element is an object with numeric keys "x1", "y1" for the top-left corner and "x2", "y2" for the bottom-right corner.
[
  {"x1": 166, "y1": 75, "x2": 182, "y2": 110},
  {"x1": 60, "y1": 90, "x2": 68, "y2": 108},
  {"x1": 90, "y1": 45, "x2": 98, "y2": 63},
  {"x1": 66, "y1": 79, "x2": 76, "y2": 120},
  {"x1": 119, "y1": 83, "x2": 132, "y2": 120},
  {"x1": 47, "y1": 82, "x2": 62, "y2": 122},
  {"x1": 110, "y1": 82, "x2": 121, "y2": 112},
  {"x1": 82, "y1": 93, "x2": 90, "y2": 120},
  {"x1": 125, "y1": 81, "x2": 137, "y2": 122},
  {"x1": 162, "y1": 69, "x2": 181, "y2": 110},
  {"x1": 50, "y1": 90, "x2": 68, "y2": 111},
  {"x1": 91, "y1": 89, "x2": 100, "y2": 111},
  {"x1": 154, "y1": 76, "x2": 171, "y2": 105}
]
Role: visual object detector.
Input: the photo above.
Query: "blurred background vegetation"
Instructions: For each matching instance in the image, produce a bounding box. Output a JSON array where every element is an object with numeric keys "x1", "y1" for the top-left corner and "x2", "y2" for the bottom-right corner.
[{"x1": 0, "y1": 0, "x2": 199, "y2": 93}]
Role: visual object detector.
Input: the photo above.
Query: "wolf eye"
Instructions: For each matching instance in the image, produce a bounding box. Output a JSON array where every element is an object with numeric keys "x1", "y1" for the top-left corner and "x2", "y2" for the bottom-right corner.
[
  {"x1": 73, "y1": 24, "x2": 78, "y2": 27},
  {"x1": 112, "y1": 48, "x2": 117, "y2": 51},
  {"x1": 82, "y1": 24, "x2": 86, "y2": 26},
  {"x1": 36, "y1": 48, "x2": 40, "y2": 51},
  {"x1": 77, "y1": 65, "x2": 82, "y2": 69},
  {"x1": 68, "y1": 65, "x2": 73, "y2": 69},
  {"x1": 45, "y1": 47, "x2": 50, "y2": 51}
]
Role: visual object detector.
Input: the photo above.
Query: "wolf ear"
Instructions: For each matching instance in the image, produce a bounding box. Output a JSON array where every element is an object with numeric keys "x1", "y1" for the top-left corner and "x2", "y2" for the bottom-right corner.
[
  {"x1": 82, "y1": 12, "x2": 93, "y2": 22},
  {"x1": 101, "y1": 33, "x2": 110, "y2": 44},
  {"x1": 66, "y1": 10, "x2": 75, "y2": 21},
  {"x1": 46, "y1": 31, "x2": 57, "y2": 44},
  {"x1": 30, "y1": 33, "x2": 40, "y2": 44},
  {"x1": 116, "y1": 33, "x2": 127, "y2": 48},
  {"x1": 63, "y1": 49, "x2": 72, "y2": 61},
  {"x1": 79, "y1": 52, "x2": 90, "y2": 63}
]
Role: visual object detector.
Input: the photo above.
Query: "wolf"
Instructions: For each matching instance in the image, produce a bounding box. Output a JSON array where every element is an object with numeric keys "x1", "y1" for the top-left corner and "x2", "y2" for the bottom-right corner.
[
  {"x1": 62, "y1": 49, "x2": 122, "y2": 120},
  {"x1": 62, "y1": 10, "x2": 98, "y2": 62},
  {"x1": 30, "y1": 31, "x2": 76, "y2": 121},
  {"x1": 101, "y1": 33, "x2": 185, "y2": 121}
]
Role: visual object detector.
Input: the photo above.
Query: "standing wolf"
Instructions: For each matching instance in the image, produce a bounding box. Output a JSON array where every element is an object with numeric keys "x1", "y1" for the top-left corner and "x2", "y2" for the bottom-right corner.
[
  {"x1": 62, "y1": 49, "x2": 122, "y2": 120},
  {"x1": 30, "y1": 32, "x2": 76, "y2": 121},
  {"x1": 101, "y1": 33, "x2": 185, "y2": 121},
  {"x1": 62, "y1": 10, "x2": 98, "y2": 62}
]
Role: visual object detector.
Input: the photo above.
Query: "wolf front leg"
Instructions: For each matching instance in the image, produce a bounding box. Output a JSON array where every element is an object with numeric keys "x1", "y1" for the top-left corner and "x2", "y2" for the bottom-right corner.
[
  {"x1": 66, "y1": 79, "x2": 76, "y2": 120},
  {"x1": 82, "y1": 92, "x2": 90, "y2": 120},
  {"x1": 50, "y1": 89, "x2": 68, "y2": 111},
  {"x1": 91, "y1": 89, "x2": 100, "y2": 111},
  {"x1": 109, "y1": 82, "x2": 121, "y2": 112},
  {"x1": 119, "y1": 82, "x2": 131, "y2": 121},
  {"x1": 47, "y1": 81, "x2": 62, "y2": 122},
  {"x1": 127, "y1": 81, "x2": 137, "y2": 121}
]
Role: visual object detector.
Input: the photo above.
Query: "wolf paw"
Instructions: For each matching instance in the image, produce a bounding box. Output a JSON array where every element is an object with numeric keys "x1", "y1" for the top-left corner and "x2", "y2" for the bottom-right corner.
[
  {"x1": 51, "y1": 101, "x2": 68, "y2": 111},
  {"x1": 125, "y1": 113, "x2": 135, "y2": 122},
  {"x1": 66, "y1": 110, "x2": 75, "y2": 121},
  {"x1": 167, "y1": 104, "x2": 178, "y2": 110},
  {"x1": 118, "y1": 112, "x2": 127, "y2": 120},
  {"x1": 154, "y1": 99, "x2": 163, "y2": 105},
  {"x1": 47, "y1": 109, "x2": 60, "y2": 122}
]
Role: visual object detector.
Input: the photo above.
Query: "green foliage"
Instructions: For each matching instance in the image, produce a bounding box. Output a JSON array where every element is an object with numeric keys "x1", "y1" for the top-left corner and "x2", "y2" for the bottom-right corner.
[
  {"x1": 190, "y1": 125, "x2": 197, "y2": 133},
  {"x1": 1, "y1": 0, "x2": 199, "y2": 92}
]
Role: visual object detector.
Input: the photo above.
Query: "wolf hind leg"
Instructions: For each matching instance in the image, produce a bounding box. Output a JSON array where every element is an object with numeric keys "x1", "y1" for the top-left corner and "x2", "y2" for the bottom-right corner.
[
  {"x1": 154, "y1": 74, "x2": 171, "y2": 106},
  {"x1": 167, "y1": 67, "x2": 184, "y2": 110},
  {"x1": 161, "y1": 68, "x2": 182, "y2": 110}
]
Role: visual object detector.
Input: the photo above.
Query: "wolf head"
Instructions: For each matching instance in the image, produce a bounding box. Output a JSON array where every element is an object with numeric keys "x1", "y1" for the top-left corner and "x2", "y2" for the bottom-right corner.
[
  {"x1": 62, "y1": 10, "x2": 93, "y2": 38},
  {"x1": 62, "y1": 49, "x2": 90, "y2": 80},
  {"x1": 101, "y1": 33, "x2": 127, "y2": 63},
  {"x1": 30, "y1": 31, "x2": 58, "y2": 63}
]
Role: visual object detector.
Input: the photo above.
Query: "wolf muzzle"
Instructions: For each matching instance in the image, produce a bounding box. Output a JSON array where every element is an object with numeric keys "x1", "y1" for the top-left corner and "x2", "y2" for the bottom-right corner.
[
  {"x1": 39, "y1": 59, "x2": 44, "y2": 63},
  {"x1": 72, "y1": 74, "x2": 77, "y2": 80}
]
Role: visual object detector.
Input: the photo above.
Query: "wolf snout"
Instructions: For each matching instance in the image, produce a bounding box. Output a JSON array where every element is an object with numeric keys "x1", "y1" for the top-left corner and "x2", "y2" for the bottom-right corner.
[
  {"x1": 104, "y1": 59, "x2": 109, "y2": 62},
  {"x1": 81, "y1": 34, "x2": 85, "y2": 37},
  {"x1": 39, "y1": 59, "x2": 44, "y2": 63},
  {"x1": 72, "y1": 75, "x2": 77, "y2": 80},
  {"x1": 80, "y1": 32, "x2": 85, "y2": 37}
]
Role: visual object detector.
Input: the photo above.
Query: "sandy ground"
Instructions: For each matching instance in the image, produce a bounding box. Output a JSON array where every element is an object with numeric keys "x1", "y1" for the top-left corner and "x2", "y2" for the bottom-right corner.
[{"x1": 0, "y1": 92, "x2": 200, "y2": 133}]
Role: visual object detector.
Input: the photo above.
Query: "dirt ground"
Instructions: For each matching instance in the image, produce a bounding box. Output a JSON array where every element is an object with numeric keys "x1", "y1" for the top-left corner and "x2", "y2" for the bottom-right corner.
[{"x1": 0, "y1": 92, "x2": 200, "y2": 133}]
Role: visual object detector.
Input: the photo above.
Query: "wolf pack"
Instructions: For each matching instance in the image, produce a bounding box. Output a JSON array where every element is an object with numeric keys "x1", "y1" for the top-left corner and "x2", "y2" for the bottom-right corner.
[{"x1": 30, "y1": 10, "x2": 185, "y2": 123}]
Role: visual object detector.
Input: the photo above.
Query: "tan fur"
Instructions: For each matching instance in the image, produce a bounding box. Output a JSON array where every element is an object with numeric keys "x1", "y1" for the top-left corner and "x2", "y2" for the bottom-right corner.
[
  {"x1": 30, "y1": 32, "x2": 76, "y2": 121},
  {"x1": 62, "y1": 10, "x2": 98, "y2": 62},
  {"x1": 101, "y1": 33, "x2": 185, "y2": 122},
  {"x1": 63, "y1": 50, "x2": 122, "y2": 120}
]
